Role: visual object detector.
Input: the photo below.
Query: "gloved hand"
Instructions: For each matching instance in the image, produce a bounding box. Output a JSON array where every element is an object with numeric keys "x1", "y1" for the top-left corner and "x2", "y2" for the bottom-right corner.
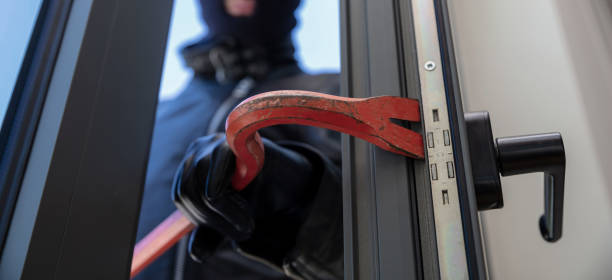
[{"x1": 172, "y1": 133, "x2": 342, "y2": 279}]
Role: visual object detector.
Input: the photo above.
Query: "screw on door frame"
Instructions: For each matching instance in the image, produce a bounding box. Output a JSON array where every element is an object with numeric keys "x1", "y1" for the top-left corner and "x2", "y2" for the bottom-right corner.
[{"x1": 424, "y1": 60, "x2": 436, "y2": 71}]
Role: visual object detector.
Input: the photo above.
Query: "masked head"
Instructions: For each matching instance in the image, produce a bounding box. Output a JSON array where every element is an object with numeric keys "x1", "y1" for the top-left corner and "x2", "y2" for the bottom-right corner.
[{"x1": 199, "y1": 0, "x2": 301, "y2": 46}]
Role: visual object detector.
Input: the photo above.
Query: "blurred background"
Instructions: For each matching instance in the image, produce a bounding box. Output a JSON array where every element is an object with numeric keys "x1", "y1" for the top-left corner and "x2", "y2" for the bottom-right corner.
[
  {"x1": 158, "y1": 0, "x2": 340, "y2": 100},
  {"x1": 0, "y1": 1, "x2": 43, "y2": 126}
]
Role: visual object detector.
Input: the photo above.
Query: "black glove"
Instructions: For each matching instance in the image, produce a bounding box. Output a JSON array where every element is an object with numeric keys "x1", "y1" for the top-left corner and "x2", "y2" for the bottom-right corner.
[{"x1": 172, "y1": 133, "x2": 342, "y2": 279}]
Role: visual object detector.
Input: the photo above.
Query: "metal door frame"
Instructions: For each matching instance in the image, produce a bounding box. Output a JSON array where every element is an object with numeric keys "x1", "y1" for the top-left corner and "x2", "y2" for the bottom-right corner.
[{"x1": 340, "y1": 0, "x2": 486, "y2": 278}]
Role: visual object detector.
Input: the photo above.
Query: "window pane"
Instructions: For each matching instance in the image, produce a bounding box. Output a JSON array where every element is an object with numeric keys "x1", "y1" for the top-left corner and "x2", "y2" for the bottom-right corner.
[{"x1": 0, "y1": 0, "x2": 43, "y2": 125}]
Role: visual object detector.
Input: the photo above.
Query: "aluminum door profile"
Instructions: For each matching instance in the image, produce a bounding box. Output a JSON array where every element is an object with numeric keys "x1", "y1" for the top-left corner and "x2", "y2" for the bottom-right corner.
[
  {"x1": 341, "y1": 0, "x2": 487, "y2": 279},
  {"x1": 341, "y1": 0, "x2": 434, "y2": 278}
]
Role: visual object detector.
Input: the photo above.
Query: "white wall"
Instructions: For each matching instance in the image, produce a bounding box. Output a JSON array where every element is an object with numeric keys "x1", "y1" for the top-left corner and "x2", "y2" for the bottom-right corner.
[{"x1": 448, "y1": 1, "x2": 612, "y2": 279}]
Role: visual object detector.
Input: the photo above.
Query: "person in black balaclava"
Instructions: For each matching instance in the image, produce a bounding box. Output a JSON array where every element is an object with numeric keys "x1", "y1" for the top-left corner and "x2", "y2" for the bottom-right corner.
[
  {"x1": 134, "y1": 0, "x2": 342, "y2": 279},
  {"x1": 201, "y1": 0, "x2": 299, "y2": 44}
]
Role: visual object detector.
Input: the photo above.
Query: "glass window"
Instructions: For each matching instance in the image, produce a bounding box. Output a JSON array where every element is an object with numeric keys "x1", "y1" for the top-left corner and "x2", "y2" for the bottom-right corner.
[{"x1": 0, "y1": 0, "x2": 44, "y2": 125}]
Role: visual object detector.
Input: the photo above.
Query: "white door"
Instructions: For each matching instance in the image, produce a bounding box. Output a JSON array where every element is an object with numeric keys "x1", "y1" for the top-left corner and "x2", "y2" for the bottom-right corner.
[{"x1": 449, "y1": 1, "x2": 612, "y2": 279}]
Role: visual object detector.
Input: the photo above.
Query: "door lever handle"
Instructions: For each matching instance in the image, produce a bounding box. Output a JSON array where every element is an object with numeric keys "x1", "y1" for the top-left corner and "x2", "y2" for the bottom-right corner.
[
  {"x1": 496, "y1": 133, "x2": 565, "y2": 242},
  {"x1": 466, "y1": 112, "x2": 566, "y2": 242}
]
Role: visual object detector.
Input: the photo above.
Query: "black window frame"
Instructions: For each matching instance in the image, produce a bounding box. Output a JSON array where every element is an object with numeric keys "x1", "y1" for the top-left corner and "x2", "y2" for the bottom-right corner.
[
  {"x1": 0, "y1": 0, "x2": 72, "y2": 254},
  {"x1": 0, "y1": 0, "x2": 173, "y2": 279}
]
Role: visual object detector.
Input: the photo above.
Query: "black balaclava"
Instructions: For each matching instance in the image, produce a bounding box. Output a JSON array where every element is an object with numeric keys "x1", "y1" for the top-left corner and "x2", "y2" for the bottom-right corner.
[
  {"x1": 198, "y1": 0, "x2": 301, "y2": 46},
  {"x1": 183, "y1": 0, "x2": 302, "y2": 82}
]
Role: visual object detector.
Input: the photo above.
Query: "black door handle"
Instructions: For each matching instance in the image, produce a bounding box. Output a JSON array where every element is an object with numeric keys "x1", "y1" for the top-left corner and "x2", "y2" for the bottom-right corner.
[
  {"x1": 465, "y1": 112, "x2": 566, "y2": 242},
  {"x1": 496, "y1": 134, "x2": 565, "y2": 242}
]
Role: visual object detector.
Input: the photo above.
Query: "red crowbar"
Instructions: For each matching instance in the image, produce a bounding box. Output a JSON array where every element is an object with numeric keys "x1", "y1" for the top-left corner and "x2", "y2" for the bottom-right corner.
[{"x1": 130, "y1": 90, "x2": 424, "y2": 277}]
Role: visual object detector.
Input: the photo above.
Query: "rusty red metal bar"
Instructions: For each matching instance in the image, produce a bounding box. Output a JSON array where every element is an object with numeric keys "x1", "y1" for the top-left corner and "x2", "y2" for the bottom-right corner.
[
  {"x1": 130, "y1": 210, "x2": 194, "y2": 278},
  {"x1": 226, "y1": 90, "x2": 424, "y2": 190},
  {"x1": 131, "y1": 91, "x2": 424, "y2": 277}
]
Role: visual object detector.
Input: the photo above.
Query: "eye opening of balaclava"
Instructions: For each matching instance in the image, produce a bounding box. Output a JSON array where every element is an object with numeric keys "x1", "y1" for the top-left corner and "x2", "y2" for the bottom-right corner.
[{"x1": 198, "y1": 0, "x2": 302, "y2": 47}]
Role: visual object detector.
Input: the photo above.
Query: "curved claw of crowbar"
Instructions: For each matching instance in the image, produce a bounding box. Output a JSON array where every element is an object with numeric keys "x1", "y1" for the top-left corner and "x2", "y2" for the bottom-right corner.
[
  {"x1": 130, "y1": 90, "x2": 423, "y2": 278},
  {"x1": 227, "y1": 90, "x2": 424, "y2": 190}
]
